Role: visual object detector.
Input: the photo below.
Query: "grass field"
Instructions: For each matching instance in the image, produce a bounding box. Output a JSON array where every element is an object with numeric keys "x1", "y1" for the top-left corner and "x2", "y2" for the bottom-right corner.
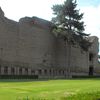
[{"x1": 0, "y1": 79, "x2": 100, "y2": 100}]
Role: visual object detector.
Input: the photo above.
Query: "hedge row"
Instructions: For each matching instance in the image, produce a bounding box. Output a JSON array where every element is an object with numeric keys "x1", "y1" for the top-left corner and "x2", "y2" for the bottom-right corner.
[
  {"x1": 72, "y1": 75, "x2": 100, "y2": 78},
  {"x1": 0, "y1": 75, "x2": 38, "y2": 79}
]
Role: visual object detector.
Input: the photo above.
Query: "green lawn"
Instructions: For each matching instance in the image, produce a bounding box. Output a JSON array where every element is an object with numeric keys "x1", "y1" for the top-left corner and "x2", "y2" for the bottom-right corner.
[{"x1": 0, "y1": 79, "x2": 100, "y2": 100}]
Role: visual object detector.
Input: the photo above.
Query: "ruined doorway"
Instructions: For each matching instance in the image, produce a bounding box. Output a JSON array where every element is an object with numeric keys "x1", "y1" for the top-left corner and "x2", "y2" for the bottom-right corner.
[{"x1": 89, "y1": 66, "x2": 94, "y2": 76}]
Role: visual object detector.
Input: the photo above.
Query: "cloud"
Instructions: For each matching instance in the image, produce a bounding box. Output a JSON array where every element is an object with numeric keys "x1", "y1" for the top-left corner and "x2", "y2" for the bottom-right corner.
[
  {"x1": 80, "y1": 5, "x2": 100, "y2": 40},
  {"x1": 0, "y1": 0, "x2": 65, "y2": 21},
  {"x1": 0, "y1": 0, "x2": 100, "y2": 42}
]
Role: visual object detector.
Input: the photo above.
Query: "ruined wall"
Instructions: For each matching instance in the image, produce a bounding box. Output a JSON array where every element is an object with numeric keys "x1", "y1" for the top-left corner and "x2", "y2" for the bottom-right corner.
[
  {"x1": 56, "y1": 38, "x2": 67, "y2": 69},
  {"x1": 18, "y1": 17, "x2": 56, "y2": 69},
  {"x1": 56, "y1": 39, "x2": 89, "y2": 76},
  {"x1": 0, "y1": 11, "x2": 18, "y2": 64},
  {"x1": 70, "y1": 45, "x2": 89, "y2": 76},
  {"x1": 88, "y1": 36, "x2": 99, "y2": 75},
  {"x1": 0, "y1": 7, "x2": 99, "y2": 77}
]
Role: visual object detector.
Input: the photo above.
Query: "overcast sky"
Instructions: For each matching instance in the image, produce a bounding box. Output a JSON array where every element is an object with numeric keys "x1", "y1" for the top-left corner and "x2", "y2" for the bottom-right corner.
[{"x1": 0, "y1": 0, "x2": 100, "y2": 41}]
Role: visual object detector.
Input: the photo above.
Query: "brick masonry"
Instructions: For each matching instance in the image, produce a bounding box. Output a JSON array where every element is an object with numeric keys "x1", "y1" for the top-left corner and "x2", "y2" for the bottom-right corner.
[{"x1": 0, "y1": 8, "x2": 99, "y2": 78}]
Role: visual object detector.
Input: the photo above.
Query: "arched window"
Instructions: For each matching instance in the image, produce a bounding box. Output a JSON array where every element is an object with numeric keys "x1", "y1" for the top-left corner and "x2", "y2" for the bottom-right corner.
[
  {"x1": 44, "y1": 69, "x2": 47, "y2": 75},
  {"x1": 38, "y1": 69, "x2": 42, "y2": 75},
  {"x1": 62, "y1": 70, "x2": 65, "y2": 75},
  {"x1": 19, "y1": 68, "x2": 22, "y2": 75},
  {"x1": 31, "y1": 70, "x2": 35, "y2": 74},
  {"x1": 4, "y1": 66, "x2": 8, "y2": 75},
  {"x1": 25, "y1": 68, "x2": 28, "y2": 75},
  {"x1": 49, "y1": 69, "x2": 52, "y2": 75},
  {"x1": 59, "y1": 70, "x2": 62, "y2": 75},
  {"x1": 11, "y1": 67, "x2": 15, "y2": 75}
]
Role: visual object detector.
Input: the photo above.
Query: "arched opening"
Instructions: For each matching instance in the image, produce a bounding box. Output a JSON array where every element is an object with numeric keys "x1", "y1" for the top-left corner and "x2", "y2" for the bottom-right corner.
[
  {"x1": 4, "y1": 66, "x2": 8, "y2": 75},
  {"x1": 11, "y1": 67, "x2": 15, "y2": 75},
  {"x1": 19, "y1": 68, "x2": 22, "y2": 75},
  {"x1": 25, "y1": 68, "x2": 28, "y2": 75},
  {"x1": 89, "y1": 66, "x2": 94, "y2": 76},
  {"x1": 31, "y1": 70, "x2": 35, "y2": 75},
  {"x1": 38, "y1": 69, "x2": 42, "y2": 75},
  {"x1": 44, "y1": 69, "x2": 47, "y2": 75},
  {"x1": 49, "y1": 69, "x2": 52, "y2": 75},
  {"x1": 89, "y1": 53, "x2": 94, "y2": 62}
]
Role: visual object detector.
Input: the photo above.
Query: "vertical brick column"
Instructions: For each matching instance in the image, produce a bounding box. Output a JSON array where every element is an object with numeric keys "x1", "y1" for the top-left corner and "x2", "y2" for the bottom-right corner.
[
  {"x1": 35, "y1": 70, "x2": 38, "y2": 75},
  {"x1": 14, "y1": 67, "x2": 17, "y2": 75},
  {"x1": 16, "y1": 67, "x2": 18, "y2": 75},
  {"x1": 22, "y1": 68, "x2": 25, "y2": 75},
  {"x1": 1, "y1": 67, "x2": 4, "y2": 75},
  {"x1": 8, "y1": 67, "x2": 11, "y2": 75},
  {"x1": 42, "y1": 69, "x2": 44, "y2": 76},
  {"x1": 28, "y1": 68, "x2": 31, "y2": 75}
]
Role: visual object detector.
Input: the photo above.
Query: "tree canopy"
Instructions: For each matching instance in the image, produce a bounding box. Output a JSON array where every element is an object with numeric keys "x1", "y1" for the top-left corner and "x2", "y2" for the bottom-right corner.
[{"x1": 52, "y1": 0, "x2": 91, "y2": 51}]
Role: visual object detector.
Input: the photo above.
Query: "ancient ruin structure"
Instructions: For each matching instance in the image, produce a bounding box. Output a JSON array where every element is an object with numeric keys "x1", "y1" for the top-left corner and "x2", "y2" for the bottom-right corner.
[{"x1": 0, "y1": 8, "x2": 99, "y2": 78}]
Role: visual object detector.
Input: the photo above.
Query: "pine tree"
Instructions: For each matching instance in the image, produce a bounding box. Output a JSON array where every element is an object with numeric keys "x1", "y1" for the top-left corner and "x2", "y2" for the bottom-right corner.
[
  {"x1": 52, "y1": 0, "x2": 85, "y2": 35},
  {"x1": 52, "y1": 0, "x2": 90, "y2": 77},
  {"x1": 52, "y1": 0, "x2": 91, "y2": 50}
]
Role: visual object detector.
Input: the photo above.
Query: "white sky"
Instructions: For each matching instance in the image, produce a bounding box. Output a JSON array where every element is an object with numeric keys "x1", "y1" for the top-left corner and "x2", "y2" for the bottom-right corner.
[
  {"x1": 0, "y1": 0, "x2": 64, "y2": 21},
  {"x1": 0, "y1": 0, "x2": 100, "y2": 42}
]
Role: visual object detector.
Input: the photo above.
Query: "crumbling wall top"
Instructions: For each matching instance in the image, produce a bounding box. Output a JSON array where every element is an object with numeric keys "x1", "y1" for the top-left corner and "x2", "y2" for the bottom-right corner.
[
  {"x1": 19, "y1": 16, "x2": 54, "y2": 30},
  {"x1": 0, "y1": 7, "x2": 4, "y2": 17}
]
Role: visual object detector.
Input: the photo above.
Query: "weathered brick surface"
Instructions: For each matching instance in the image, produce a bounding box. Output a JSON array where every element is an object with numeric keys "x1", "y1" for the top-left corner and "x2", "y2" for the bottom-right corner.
[{"x1": 0, "y1": 8, "x2": 99, "y2": 78}]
